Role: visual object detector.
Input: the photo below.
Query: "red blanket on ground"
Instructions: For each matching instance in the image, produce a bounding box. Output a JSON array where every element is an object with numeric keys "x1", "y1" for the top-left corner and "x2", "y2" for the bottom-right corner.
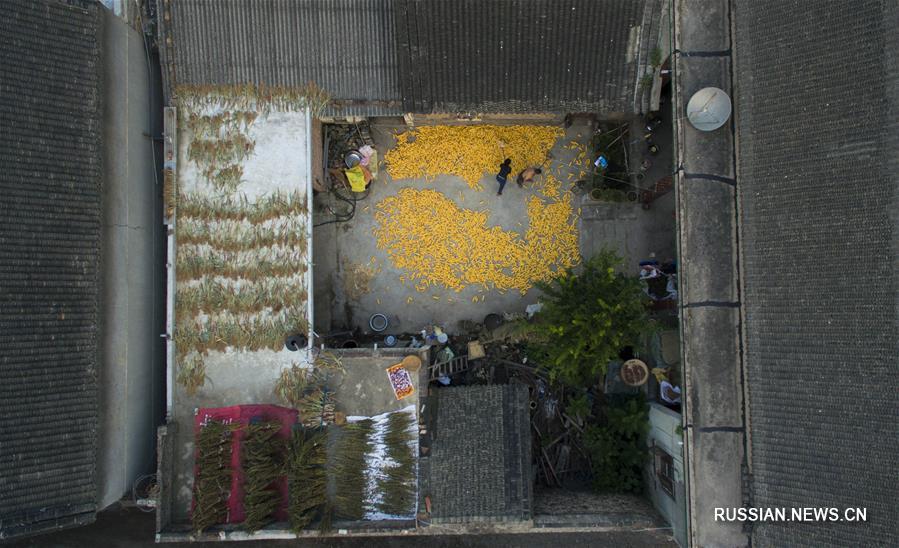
[{"x1": 193, "y1": 404, "x2": 298, "y2": 525}]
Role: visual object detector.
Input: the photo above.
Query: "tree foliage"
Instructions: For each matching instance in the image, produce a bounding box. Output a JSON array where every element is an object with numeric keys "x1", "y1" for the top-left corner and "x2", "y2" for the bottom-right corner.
[
  {"x1": 584, "y1": 394, "x2": 650, "y2": 494},
  {"x1": 529, "y1": 249, "x2": 652, "y2": 386}
]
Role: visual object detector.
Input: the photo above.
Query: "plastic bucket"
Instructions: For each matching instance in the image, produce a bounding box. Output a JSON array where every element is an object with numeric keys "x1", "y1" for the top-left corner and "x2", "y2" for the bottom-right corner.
[{"x1": 369, "y1": 313, "x2": 389, "y2": 332}]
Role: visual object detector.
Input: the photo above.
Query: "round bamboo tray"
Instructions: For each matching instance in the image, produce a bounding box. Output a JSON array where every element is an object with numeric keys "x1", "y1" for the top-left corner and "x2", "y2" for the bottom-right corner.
[
  {"x1": 621, "y1": 359, "x2": 649, "y2": 386},
  {"x1": 401, "y1": 355, "x2": 422, "y2": 372}
]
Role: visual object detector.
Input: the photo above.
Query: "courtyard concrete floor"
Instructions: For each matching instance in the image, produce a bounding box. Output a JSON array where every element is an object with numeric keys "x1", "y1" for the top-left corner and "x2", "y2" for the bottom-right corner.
[
  {"x1": 324, "y1": 349, "x2": 426, "y2": 418},
  {"x1": 313, "y1": 118, "x2": 676, "y2": 338}
]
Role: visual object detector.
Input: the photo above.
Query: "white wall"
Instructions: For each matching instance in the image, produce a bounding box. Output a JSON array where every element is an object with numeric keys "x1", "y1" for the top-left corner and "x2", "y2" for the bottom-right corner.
[
  {"x1": 646, "y1": 402, "x2": 688, "y2": 547},
  {"x1": 98, "y1": 8, "x2": 164, "y2": 509}
]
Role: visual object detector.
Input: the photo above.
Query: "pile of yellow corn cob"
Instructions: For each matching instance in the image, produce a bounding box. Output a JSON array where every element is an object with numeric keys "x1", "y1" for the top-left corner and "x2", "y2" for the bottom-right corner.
[
  {"x1": 520, "y1": 192, "x2": 580, "y2": 287},
  {"x1": 373, "y1": 188, "x2": 579, "y2": 293},
  {"x1": 385, "y1": 125, "x2": 563, "y2": 189},
  {"x1": 540, "y1": 173, "x2": 562, "y2": 199}
]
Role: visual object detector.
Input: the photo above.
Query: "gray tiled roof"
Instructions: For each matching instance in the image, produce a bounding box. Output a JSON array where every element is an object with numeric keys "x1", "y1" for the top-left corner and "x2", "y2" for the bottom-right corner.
[
  {"x1": 425, "y1": 385, "x2": 531, "y2": 523},
  {"x1": 734, "y1": 1, "x2": 898, "y2": 546},
  {"x1": 158, "y1": 0, "x2": 403, "y2": 113},
  {"x1": 394, "y1": 0, "x2": 650, "y2": 114},
  {"x1": 157, "y1": 0, "x2": 658, "y2": 115},
  {"x1": 0, "y1": 0, "x2": 102, "y2": 538}
]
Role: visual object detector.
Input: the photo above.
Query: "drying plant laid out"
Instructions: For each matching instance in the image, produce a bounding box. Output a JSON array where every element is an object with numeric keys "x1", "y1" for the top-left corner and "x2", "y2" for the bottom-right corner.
[
  {"x1": 374, "y1": 188, "x2": 579, "y2": 293},
  {"x1": 176, "y1": 277, "x2": 308, "y2": 319},
  {"x1": 329, "y1": 410, "x2": 419, "y2": 521},
  {"x1": 176, "y1": 250, "x2": 308, "y2": 282},
  {"x1": 185, "y1": 110, "x2": 259, "y2": 138},
  {"x1": 175, "y1": 310, "x2": 309, "y2": 360},
  {"x1": 275, "y1": 352, "x2": 344, "y2": 428},
  {"x1": 192, "y1": 410, "x2": 418, "y2": 533},
  {"x1": 210, "y1": 164, "x2": 244, "y2": 194},
  {"x1": 177, "y1": 354, "x2": 207, "y2": 397},
  {"x1": 178, "y1": 217, "x2": 308, "y2": 251},
  {"x1": 274, "y1": 364, "x2": 312, "y2": 408},
  {"x1": 192, "y1": 420, "x2": 239, "y2": 534},
  {"x1": 287, "y1": 427, "x2": 328, "y2": 532},
  {"x1": 273, "y1": 366, "x2": 338, "y2": 429},
  {"x1": 241, "y1": 421, "x2": 287, "y2": 532},
  {"x1": 332, "y1": 419, "x2": 374, "y2": 520},
  {"x1": 385, "y1": 125, "x2": 563, "y2": 189},
  {"x1": 177, "y1": 190, "x2": 308, "y2": 224},
  {"x1": 173, "y1": 174, "x2": 309, "y2": 395},
  {"x1": 175, "y1": 83, "x2": 331, "y2": 118},
  {"x1": 296, "y1": 389, "x2": 337, "y2": 429},
  {"x1": 376, "y1": 123, "x2": 589, "y2": 295},
  {"x1": 376, "y1": 412, "x2": 417, "y2": 516},
  {"x1": 312, "y1": 351, "x2": 345, "y2": 376},
  {"x1": 274, "y1": 354, "x2": 343, "y2": 410},
  {"x1": 185, "y1": 109, "x2": 259, "y2": 195},
  {"x1": 542, "y1": 139, "x2": 591, "y2": 193},
  {"x1": 188, "y1": 134, "x2": 255, "y2": 172}
]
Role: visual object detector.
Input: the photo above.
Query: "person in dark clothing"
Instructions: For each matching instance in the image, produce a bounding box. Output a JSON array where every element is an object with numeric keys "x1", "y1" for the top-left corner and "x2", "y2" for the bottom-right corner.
[{"x1": 495, "y1": 158, "x2": 512, "y2": 195}]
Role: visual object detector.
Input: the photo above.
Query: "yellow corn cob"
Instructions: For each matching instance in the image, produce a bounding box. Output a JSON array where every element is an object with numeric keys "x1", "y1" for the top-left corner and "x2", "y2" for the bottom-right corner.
[
  {"x1": 384, "y1": 125, "x2": 563, "y2": 189},
  {"x1": 375, "y1": 138, "x2": 580, "y2": 293}
]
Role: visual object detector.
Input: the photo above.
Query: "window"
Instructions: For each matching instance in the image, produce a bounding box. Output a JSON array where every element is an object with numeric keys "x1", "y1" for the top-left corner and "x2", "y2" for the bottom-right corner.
[{"x1": 656, "y1": 450, "x2": 676, "y2": 499}]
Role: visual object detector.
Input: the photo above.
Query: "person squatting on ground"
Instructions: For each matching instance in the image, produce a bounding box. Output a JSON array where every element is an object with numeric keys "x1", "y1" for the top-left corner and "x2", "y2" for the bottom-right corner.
[
  {"x1": 495, "y1": 158, "x2": 512, "y2": 195},
  {"x1": 516, "y1": 166, "x2": 542, "y2": 187}
]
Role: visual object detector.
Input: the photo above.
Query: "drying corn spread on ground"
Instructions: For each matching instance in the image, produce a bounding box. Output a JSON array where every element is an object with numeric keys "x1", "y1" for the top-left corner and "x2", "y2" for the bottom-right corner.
[
  {"x1": 540, "y1": 173, "x2": 562, "y2": 199},
  {"x1": 374, "y1": 188, "x2": 579, "y2": 293},
  {"x1": 385, "y1": 125, "x2": 563, "y2": 189}
]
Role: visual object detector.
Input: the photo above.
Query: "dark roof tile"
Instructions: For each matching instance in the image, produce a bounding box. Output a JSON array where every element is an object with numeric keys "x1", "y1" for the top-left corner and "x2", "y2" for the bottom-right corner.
[
  {"x1": 426, "y1": 385, "x2": 532, "y2": 522},
  {"x1": 734, "y1": 2, "x2": 898, "y2": 546},
  {"x1": 158, "y1": 0, "x2": 659, "y2": 114},
  {"x1": 0, "y1": 0, "x2": 102, "y2": 538}
]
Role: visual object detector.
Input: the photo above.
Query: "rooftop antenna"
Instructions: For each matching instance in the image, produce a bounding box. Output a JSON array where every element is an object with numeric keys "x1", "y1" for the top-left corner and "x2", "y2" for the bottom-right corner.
[{"x1": 687, "y1": 87, "x2": 732, "y2": 131}]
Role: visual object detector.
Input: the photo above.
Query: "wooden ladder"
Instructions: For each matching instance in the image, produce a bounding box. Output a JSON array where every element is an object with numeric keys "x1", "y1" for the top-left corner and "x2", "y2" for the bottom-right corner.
[{"x1": 428, "y1": 355, "x2": 471, "y2": 381}]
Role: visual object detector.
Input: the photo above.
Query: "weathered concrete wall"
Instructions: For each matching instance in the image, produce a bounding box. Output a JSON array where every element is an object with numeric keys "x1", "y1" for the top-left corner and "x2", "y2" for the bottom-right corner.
[
  {"x1": 673, "y1": 0, "x2": 748, "y2": 545},
  {"x1": 98, "y1": 8, "x2": 165, "y2": 510},
  {"x1": 646, "y1": 403, "x2": 687, "y2": 547}
]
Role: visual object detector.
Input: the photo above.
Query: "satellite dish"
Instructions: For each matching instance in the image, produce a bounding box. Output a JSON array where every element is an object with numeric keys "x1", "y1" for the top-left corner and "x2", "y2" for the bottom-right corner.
[{"x1": 687, "y1": 87, "x2": 732, "y2": 131}]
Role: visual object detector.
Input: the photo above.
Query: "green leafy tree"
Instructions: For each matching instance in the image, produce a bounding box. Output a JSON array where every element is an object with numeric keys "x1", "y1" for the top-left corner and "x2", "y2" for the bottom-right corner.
[
  {"x1": 529, "y1": 249, "x2": 653, "y2": 386},
  {"x1": 584, "y1": 394, "x2": 650, "y2": 494},
  {"x1": 566, "y1": 393, "x2": 592, "y2": 421}
]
